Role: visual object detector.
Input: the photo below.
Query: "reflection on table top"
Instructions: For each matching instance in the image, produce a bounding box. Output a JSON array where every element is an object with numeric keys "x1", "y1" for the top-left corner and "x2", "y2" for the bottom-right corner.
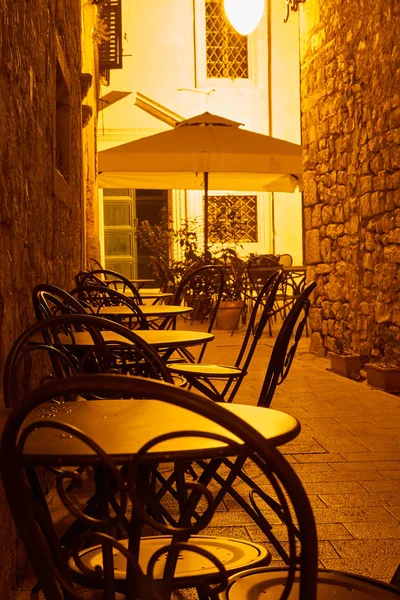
[
  {"x1": 31, "y1": 329, "x2": 214, "y2": 349},
  {"x1": 98, "y1": 304, "x2": 193, "y2": 317},
  {"x1": 139, "y1": 290, "x2": 174, "y2": 300},
  {"x1": 1, "y1": 399, "x2": 300, "y2": 465},
  {"x1": 283, "y1": 266, "x2": 307, "y2": 273}
]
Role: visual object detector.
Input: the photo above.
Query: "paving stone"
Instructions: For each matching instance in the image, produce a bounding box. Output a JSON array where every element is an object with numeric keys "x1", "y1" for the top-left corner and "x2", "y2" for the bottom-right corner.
[
  {"x1": 294, "y1": 452, "x2": 345, "y2": 463},
  {"x1": 343, "y1": 521, "x2": 400, "y2": 538},
  {"x1": 332, "y1": 538, "x2": 400, "y2": 559},
  {"x1": 341, "y1": 451, "x2": 400, "y2": 462},
  {"x1": 303, "y1": 481, "x2": 367, "y2": 494},
  {"x1": 321, "y1": 557, "x2": 399, "y2": 581},
  {"x1": 361, "y1": 480, "x2": 400, "y2": 493},
  {"x1": 318, "y1": 493, "x2": 386, "y2": 508},
  {"x1": 311, "y1": 506, "x2": 397, "y2": 523},
  {"x1": 386, "y1": 506, "x2": 400, "y2": 519},
  {"x1": 383, "y1": 471, "x2": 400, "y2": 479}
]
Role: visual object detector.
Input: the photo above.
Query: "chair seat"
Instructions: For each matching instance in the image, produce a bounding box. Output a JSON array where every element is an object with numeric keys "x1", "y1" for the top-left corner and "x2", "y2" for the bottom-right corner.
[
  {"x1": 168, "y1": 362, "x2": 242, "y2": 378},
  {"x1": 70, "y1": 535, "x2": 270, "y2": 588},
  {"x1": 221, "y1": 567, "x2": 400, "y2": 599}
]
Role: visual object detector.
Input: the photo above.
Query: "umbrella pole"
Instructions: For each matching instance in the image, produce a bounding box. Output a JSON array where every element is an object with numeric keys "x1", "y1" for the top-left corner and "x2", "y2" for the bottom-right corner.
[{"x1": 204, "y1": 171, "x2": 209, "y2": 258}]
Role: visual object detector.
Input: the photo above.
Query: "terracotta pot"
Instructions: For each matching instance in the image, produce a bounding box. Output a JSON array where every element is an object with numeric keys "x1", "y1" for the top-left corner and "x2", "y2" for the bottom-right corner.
[
  {"x1": 365, "y1": 363, "x2": 400, "y2": 392},
  {"x1": 215, "y1": 300, "x2": 244, "y2": 331},
  {"x1": 328, "y1": 352, "x2": 362, "y2": 378}
]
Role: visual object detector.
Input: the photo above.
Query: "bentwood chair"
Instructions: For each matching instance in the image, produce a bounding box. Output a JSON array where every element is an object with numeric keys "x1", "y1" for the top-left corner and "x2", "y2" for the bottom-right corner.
[
  {"x1": 87, "y1": 256, "x2": 104, "y2": 271},
  {"x1": 159, "y1": 264, "x2": 225, "y2": 363},
  {"x1": 32, "y1": 283, "x2": 93, "y2": 320},
  {"x1": 69, "y1": 284, "x2": 149, "y2": 330},
  {"x1": 278, "y1": 253, "x2": 293, "y2": 267},
  {"x1": 149, "y1": 255, "x2": 176, "y2": 294},
  {"x1": 76, "y1": 268, "x2": 143, "y2": 305},
  {"x1": 0, "y1": 374, "x2": 280, "y2": 600},
  {"x1": 3, "y1": 314, "x2": 173, "y2": 408},
  {"x1": 168, "y1": 272, "x2": 282, "y2": 403}
]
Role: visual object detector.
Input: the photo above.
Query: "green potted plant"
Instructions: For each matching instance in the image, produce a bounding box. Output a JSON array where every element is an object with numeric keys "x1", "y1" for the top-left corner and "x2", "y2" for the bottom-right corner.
[
  {"x1": 328, "y1": 332, "x2": 362, "y2": 379},
  {"x1": 215, "y1": 257, "x2": 245, "y2": 330},
  {"x1": 207, "y1": 197, "x2": 248, "y2": 331},
  {"x1": 365, "y1": 323, "x2": 400, "y2": 392}
]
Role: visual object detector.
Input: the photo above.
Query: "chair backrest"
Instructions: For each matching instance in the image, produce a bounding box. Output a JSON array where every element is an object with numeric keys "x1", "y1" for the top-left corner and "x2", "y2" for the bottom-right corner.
[
  {"x1": 76, "y1": 269, "x2": 143, "y2": 305},
  {"x1": 257, "y1": 281, "x2": 317, "y2": 407},
  {"x1": 69, "y1": 285, "x2": 149, "y2": 330},
  {"x1": 220, "y1": 272, "x2": 283, "y2": 403},
  {"x1": 0, "y1": 373, "x2": 318, "y2": 600},
  {"x1": 149, "y1": 255, "x2": 175, "y2": 293},
  {"x1": 32, "y1": 283, "x2": 91, "y2": 321},
  {"x1": 86, "y1": 256, "x2": 104, "y2": 271},
  {"x1": 278, "y1": 253, "x2": 293, "y2": 267},
  {"x1": 3, "y1": 314, "x2": 173, "y2": 407},
  {"x1": 174, "y1": 264, "x2": 225, "y2": 330},
  {"x1": 247, "y1": 255, "x2": 283, "y2": 294}
]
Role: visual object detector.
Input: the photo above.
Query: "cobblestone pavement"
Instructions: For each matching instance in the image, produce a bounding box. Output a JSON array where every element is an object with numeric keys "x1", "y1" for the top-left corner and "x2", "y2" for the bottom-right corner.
[{"x1": 12, "y1": 323, "x2": 400, "y2": 598}]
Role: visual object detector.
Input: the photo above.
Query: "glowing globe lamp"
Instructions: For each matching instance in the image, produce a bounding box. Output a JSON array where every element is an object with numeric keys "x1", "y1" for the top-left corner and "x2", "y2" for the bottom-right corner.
[{"x1": 224, "y1": 0, "x2": 264, "y2": 36}]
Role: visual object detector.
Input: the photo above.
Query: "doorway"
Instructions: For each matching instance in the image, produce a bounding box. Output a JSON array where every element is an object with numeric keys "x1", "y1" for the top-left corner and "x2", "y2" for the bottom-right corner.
[{"x1": 101, "y1": 188, "x2": 169, "y2": 284}]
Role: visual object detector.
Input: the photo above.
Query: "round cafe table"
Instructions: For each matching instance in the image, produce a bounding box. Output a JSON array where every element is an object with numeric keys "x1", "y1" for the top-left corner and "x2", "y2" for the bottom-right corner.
[
  {"x1": 98, "y1": 304, "x2": 193, "y2": 318},
  {"x1": 30, "y1": 329, "x2": 214, "y2": 350},
  {"x1": 5, "y1": 399, "x2": 301, "y2": 466},
  {"x1": 139, "y1": 290, "x2": 173, "y2": 301}
]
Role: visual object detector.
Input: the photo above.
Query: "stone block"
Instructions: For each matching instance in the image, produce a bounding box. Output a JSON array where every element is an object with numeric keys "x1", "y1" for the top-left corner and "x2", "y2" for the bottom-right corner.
[
  {"x1": 312, "y1": 204, "x2": 322, "y2": 227},
  {"x1": 363, "y1": 253, "x2": 374, "y2": 270},
  {"x1": 304, "y1": 207, "x2": 313, "y2": 230},
  {"x1": 344, "y1": 215, "x2": 359, "y2": 235},
  {"x1": 372, "y1": 171, "x2": 387, "y2": 191},
  {"x1": 360, "y1": 194, "x2": 372, "y2": 218},
  {"x1": 375, "y1": 302, "x2": 392, "y2": 323},
  {"x1": 303, "y1": 172, "x2": 319, "y2": 206},
  {"x1": 309, "y1": 307, "x2": 323, "y2": 331},
  {"x1": 360, "y1": 176, "x2": 373, "y2": 194},
  {"x1": 365, "y1": 231, "x2": 375, "y2": 251},
  {"x1": 322, "y1": 204, "x2": 333, "y2": 224},
  {"x1": 325, "y1": 274, "x2": 345, "y2": 301},
  {"x1": 320, "y1": 238, "x2": 332, "y2": 262},
  {"x1": 387, "y1": 228, "x2": 400, "y2": 244},
  {"x1": 384, "y1": 244, "x2": 400, "y2": 263},
  {"x1": 326, "y1": 223, "x2": 344, "y2": 239},
  {"x1": 306, "y1": 229, "x2": 322, "y2": 263},
  {"x1": 309, "y1": 331, "x2": 326, "y2": 355},
  {"x1": 371, "y1": 192, "x2": 386, "y2": 215}
]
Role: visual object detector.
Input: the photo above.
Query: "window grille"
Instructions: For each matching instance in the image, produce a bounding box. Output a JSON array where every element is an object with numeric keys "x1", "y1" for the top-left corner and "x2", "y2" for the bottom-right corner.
[
  {"x1": 98, "y1": 0, "x2": 123, "y2": 70},
  {"x1": 205, "y1": 0, "x2": 248, "y2": 79},
  {"x1": 208, "y1": 195, "x2": 258, "y2": 243}
]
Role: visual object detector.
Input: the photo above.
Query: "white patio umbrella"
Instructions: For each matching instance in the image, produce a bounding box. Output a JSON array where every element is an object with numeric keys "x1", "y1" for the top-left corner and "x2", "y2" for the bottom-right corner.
[{"x1": 98, "y1": 112, "x2": 303, "y2": 254}]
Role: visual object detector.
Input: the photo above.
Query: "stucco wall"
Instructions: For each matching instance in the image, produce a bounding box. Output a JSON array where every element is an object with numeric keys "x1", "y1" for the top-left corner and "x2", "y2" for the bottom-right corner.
[
  {"x1": 0, "y1": 1, "x2": 84, "y2": 594},
  {"x1": 300, "y1": 0, "x2": 400, "y2": 360}
]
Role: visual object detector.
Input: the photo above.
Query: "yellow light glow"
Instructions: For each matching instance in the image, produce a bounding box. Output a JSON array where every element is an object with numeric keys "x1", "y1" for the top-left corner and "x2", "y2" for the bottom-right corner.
[{"x1": 224, "y1": 0, "x2": 264, "y2": 36}]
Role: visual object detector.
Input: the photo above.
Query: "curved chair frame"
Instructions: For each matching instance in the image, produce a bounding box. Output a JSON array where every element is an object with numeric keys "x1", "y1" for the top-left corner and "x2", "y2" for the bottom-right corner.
[
  {"x1": 258, "y1": 281, "x2": 316, "y2": 407},
  {"x1": 168, "y1": 272, "x2": 282, "y2": 403},
  {"x1": 76, "y1": 269, "x2": 143, "y2": 305},
  {"x1": 32, "y1": 283, "x2": 91, "y2": 321},
  {"x1": 1, "y1": 373, "x2": 318, "y2": 600},
  {"x1": 3, "y1": 314, "x2": 173, "y2": 408},
  {"x1": 69, "y1": 284, "x2": 149, "y2": 330}
]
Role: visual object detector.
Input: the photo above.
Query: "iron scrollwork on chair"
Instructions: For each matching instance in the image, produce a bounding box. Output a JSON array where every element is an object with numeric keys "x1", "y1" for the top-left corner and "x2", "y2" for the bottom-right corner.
[{"x1": 0, "y1": 374, "x2": 285, "y2": 599}]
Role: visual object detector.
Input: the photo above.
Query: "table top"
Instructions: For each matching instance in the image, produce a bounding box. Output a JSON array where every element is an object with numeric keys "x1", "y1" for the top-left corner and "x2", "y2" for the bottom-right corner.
[
  {"x1": 126, "y1": 279, "x2": 154, "y2": 284},
  {"x1": 1, "y1": 400, "x2": 300, "y2": 466},
  {"x1": 283, "y1": 266, "x2": 306, "y2": 272},
  {"x1": 98, "y1": 304, "x2": 193, "y2": 318},
  {"x1": 139, "y1": 290, "x2": 174, "y2": 300},
  {"x1": 31, "y1": 329, "x2": 214, "y2": 349}
]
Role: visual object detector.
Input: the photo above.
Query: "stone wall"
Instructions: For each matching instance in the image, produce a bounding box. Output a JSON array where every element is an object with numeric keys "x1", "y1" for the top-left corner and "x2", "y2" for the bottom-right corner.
[
  {"x1": 0, "y1": 1, "x2": 85, "y2": 595},
  {"x1": 300, "y1": 0, "x2": 400, "y2": 361}
]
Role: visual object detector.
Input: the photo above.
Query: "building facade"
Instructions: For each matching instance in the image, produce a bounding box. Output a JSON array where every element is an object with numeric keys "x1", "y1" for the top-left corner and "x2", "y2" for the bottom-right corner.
[{"x1": 97, "y1": 0, "x2": 303, "y2": 276}]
